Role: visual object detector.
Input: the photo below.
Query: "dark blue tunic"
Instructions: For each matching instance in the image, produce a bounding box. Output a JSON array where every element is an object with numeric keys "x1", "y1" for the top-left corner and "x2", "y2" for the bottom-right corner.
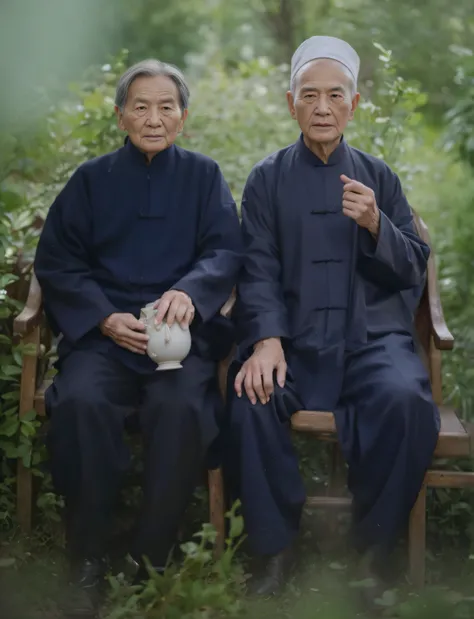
[
  {"x1": 225, "y1": 135, "x2": 440, "y2": 558},
  {"x1": 35, "y1": 138, "x2": 242, "y2": 372},
  {"x1": 237, "y1": 134, "x2": 429, "y2": 408},
  {"x1": 34, "y1": 139, "x2": 243, "y2": 564}
]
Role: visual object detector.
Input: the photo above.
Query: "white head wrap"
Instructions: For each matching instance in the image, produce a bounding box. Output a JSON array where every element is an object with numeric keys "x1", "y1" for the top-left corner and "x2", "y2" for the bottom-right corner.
[{"x1": 290, "y1": 36, "x2": 360, "y2": 89}]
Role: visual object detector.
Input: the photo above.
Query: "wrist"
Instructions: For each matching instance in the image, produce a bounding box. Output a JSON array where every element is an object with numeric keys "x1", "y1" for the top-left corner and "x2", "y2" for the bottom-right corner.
[
  {"x1": 254, "y1": 337, "x2": 281, "y2": 351},
  {"x1": 368, "y1": 208, "x2": 380, "y2": 238}
]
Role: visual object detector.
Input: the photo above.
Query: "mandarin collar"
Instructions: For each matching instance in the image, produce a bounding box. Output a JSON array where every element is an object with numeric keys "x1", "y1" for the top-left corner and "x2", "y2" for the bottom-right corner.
[
  {"x1": 295, "y1": 133, "x2": 347, "y2": 167},
  {"x1": 123, "y1": 136, "x2": 176, "y2": 168}
]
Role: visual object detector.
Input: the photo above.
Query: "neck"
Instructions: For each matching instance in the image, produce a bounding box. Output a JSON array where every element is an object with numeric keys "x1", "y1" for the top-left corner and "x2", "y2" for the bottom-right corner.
[{"x1": 304, "y1": 136, "x2": 341, "y2": 164}]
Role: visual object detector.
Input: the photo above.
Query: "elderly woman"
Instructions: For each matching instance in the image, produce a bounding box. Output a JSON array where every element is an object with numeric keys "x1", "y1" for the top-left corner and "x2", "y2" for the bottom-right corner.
[{"x1": 35, "y1": 59, "x2": 242, "y2": 615}]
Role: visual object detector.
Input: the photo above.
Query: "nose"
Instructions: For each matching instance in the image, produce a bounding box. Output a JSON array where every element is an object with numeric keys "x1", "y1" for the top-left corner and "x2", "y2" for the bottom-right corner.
[
  {"x1": 315, "y1": 95, "x2": 330, "y2": 115},
  {"x1": 146, "y1": 108, "x2": 163, "y2": 127}
]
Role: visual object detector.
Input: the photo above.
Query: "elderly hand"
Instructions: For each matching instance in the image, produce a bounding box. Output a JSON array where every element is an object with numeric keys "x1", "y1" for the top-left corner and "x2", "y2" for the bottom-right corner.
[
  {"x1": 100, "y1": 312, "x2": 149, "y2": 354},
  {"x1": 153, "y1": 290, "x2": 195, "y2": 327},
  {"x1": 341, "y1": 174, "x2": 380, "y2": 237},
  {"x1": 234, "y1": 337, "x2": 287, "y2": 405}
]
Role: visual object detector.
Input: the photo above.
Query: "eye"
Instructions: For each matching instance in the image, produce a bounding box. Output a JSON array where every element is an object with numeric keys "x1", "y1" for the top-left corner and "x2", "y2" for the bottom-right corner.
[
  {"x1": 331, "y1": 93, "x2": 343, "y2": 100},
  {"x1": 136, "y1": 105, "x2": 146, "y2": 111},
  {"x1": 304, "y1": 93, "x2": 316, "y2": 101},
  {"x1": 163, "y1": 106, "x2": 172, "y2": 111}
]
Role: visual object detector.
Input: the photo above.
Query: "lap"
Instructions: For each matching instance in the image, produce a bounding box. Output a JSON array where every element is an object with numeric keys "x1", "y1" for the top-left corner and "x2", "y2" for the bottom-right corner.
[
  {"x1": 143, "y1": 353, "x2": 216, "y2": 410},
  {"x1": 341, "y1": 333, "x2": 432, "y2": 406},
  {"x1": 48, "y1": 348, "x2": 217, "y2": 416},
  {"x1": 48, "y1": 349, "x2": 139, "y2": 413}
]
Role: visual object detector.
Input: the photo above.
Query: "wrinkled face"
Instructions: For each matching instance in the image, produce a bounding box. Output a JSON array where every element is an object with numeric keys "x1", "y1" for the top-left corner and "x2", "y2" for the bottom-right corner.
[
  {"x1": 115, "y1": 75, "x2": 188, "y2": 160},
  {"x1": 287, "y1": 59, "x2": 359, "y2": 146}
]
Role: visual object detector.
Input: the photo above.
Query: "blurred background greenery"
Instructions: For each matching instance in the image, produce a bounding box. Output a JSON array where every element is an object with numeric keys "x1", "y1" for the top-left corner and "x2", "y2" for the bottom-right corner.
[{"x1": 2, "y1": 1, "x2": 474, "y2": 616}]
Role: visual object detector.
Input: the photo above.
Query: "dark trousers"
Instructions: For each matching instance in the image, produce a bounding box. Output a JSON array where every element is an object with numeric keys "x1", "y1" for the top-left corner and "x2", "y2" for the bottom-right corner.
[
  {"x1": 46, "y1": 349, "x2": 217, "y2": 567},
  {"x1": 224, "y1": 334, "x2": 440, "y2": 557}
]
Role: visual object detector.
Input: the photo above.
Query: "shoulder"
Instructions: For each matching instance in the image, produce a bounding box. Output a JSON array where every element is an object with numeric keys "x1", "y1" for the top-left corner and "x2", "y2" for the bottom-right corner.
[
  {"x1": 348, "y1": 146, "x2": 400, "y2": 187},
  {"x1": 80, "y1": 149, "x2": 121, "y2": 173},
  {"x1": 246, "y1": 144, "x2": 295, "y2": 187},
  {"x1": 174, "y1": 145, "x2": 221, "y2": 173},
  {"x1": 72, "y1": 149, "x2": 122, "y2": 184}
]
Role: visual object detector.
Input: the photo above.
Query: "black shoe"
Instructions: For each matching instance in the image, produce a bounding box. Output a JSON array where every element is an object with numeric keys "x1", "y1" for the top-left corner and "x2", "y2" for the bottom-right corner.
[
  {"x1": 355, "y1": 549, "x2": 391, "y2": 612},
  {"x1": 247, "y1": 546, "x2": 295, "y2": 597},
  {"x1": 62, "y1": 558, "x2": 105, "y2": 618}
]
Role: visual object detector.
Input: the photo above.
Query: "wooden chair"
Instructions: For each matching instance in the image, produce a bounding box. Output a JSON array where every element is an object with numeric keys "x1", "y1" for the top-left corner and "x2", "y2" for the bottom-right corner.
[
  {"x1": 13, "y1": 276, "x2": 231, "y2": 558},
  {"x1": 290, "y1": 212, "x2": 474, "y2": 587}
]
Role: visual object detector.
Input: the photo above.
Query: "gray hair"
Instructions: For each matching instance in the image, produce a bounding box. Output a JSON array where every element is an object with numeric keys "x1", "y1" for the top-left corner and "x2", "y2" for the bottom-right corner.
[
  {"x1": 115, "y1": 59, "x2": 190, "y2": 112},
  {"x1": 290, "y1": 60, "x2": 357, "y2": 99}
]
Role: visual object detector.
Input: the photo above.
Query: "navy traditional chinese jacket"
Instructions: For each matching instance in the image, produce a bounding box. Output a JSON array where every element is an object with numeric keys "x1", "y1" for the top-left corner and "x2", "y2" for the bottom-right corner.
[
  {"x1": 35, "y1": 138, "x2": 243, "y2": 372},
  {"x1": 236, "y1": 135, "x2": 429, "y2": 409}
]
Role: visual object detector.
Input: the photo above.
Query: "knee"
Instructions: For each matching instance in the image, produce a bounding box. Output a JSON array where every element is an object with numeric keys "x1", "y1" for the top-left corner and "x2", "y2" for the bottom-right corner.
[{"x1": 377, "y1": 378, "x2": 436, "y2": 429}]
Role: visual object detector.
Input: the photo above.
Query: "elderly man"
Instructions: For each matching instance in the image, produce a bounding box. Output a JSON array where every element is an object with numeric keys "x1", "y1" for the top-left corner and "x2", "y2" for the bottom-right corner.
[
  {"x1": 35, "y1": 59, "x2": 242, "y2": 614},
  {"x1": 225, "y1": 36, "x2": 439, "y2": 595}
]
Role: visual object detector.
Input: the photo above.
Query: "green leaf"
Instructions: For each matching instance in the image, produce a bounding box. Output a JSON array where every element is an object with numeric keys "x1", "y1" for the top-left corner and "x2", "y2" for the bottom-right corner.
[
  {"x1": 228, "y1": 514, "x2": 244, "y2": 539},
  {"x1": 20, "y1": 410, "x2": 36, "y2": 422},
  {"x1": 0, "y1": 558, "x2": 16, "y2": 568}
]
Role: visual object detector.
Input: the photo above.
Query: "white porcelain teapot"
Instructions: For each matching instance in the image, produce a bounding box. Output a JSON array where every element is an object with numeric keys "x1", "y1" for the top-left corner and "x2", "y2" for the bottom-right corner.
[{"x1": 140, "y1": 302, "x2": 191, "y2": 371}]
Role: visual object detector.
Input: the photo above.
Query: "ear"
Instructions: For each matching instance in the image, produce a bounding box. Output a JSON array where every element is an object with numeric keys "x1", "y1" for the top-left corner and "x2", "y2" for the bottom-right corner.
[
  {"x1": 286, "y1": 90, "x2": 297, "y2": 120},
  {"x1": 115, "y1": 105, "x2": 125, "y2": 131},
  {"x1": 348, "y1": 93, "x2": 360, "y2": 121},
  {"x1": 178, "y1": 108, "x2": 189, "y2": 133}
]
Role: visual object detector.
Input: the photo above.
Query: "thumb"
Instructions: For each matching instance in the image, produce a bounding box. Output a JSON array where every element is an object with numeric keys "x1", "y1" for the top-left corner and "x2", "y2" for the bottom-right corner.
[
  {"x1": 124, "y1": 313, "x2": 145, "y2": 330},
  {"x1": 340, "y1": 174, "x2": 352, "y2": 184},
  {"x1": 276, "y1": 361, "x2": 287, "y2": 388}
]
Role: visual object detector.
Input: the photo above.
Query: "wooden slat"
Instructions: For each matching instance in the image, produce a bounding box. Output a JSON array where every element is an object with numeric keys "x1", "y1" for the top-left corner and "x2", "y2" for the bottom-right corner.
[
  {"x1": 33, "y1": 379, "x2": 51, "y2": 417},
  {"x1": 426, "y1": 470, "x2": 474, "y2": 489},
  {"x1": 291, "y1": 406, "x2": 471, "y2": 458},
  {"x1": 17, "y1": 328, "x2": 40, "y2": 532},
  {"x1": 409, "y1": 484, "x2": 427, "y2": 587}
]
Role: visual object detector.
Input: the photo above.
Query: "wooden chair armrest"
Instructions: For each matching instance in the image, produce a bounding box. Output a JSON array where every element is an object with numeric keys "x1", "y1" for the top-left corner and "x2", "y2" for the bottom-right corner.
[
  {"x1": 413, "y1": 213, "x2": 454, "y2": 351},
  {"x1": 13, "y1": 272, "x2": 43, "y2": 336},
  {"x1": 220, "y1": 288, "x2": 236, "y2": 319}
]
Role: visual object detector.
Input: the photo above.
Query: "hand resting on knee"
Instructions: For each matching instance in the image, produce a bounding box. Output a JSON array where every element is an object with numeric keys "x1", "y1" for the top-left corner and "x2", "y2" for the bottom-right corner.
[{"x1": 234, "y1": 337, "x2": 287, "y2": 405}]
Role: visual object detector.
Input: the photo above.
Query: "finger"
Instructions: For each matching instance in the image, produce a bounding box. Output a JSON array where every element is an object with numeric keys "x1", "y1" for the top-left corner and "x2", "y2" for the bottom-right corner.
[
  {"x1": 342, "y1": 200, "x2": 360, "y2": 212},
  {"x1": 119, "y1": 333, "x2": 149, "y2": 349},
  {"x1": 341, "y1": 191, "x2": 360, "y2": 204},
  {"x1": 181, "y1": 307, "x2": 194, "y2": 328},
  {"x1": 118, "y1": 326, "x2": 149, "y2": 342},
  {"x1": 123, "y1": 314, "x2": 146, "y2": 331},
  {"x1": 252, "y1": 369, "x2": 267, "y2": 405},
  {"x1": 234, "y1": 369, "x2": 245, "y2": 397},
  {"x1": 262, "y1": 367, "x2": 274, "y2": 402},
  {"x1": 244, "y1": 369, "x2": 257, "y2": 405},
  {"x1": 174, "y1": 303, "x2": 188, "y2": 325},
  {"x1": 166, "y1": 297, "x2": 182, "y2": 326},
  {"x1": 155, "y1": 297, "x2": 171, "y2": 325},
  {"x1": 342, "y1": 179, "x2": 372, "y2": 195},
  {"x1": 117, "y1": 338, "x2": 147, "y2": 354},
  {"x1": 340, "y1": 174, "x2": 352, "y2": 185},
  {"x1": 276, "y1": 361, "x2": 287, "y2": 388},
  {"x1": 343, "y1": 207, "x2": 358, "y2": 220}
]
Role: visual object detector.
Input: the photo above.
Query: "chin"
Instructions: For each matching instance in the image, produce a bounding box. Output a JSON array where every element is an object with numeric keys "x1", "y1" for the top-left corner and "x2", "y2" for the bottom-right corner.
[{"x1": 308, "y1": 128, "x2": 339, "y2": 143}]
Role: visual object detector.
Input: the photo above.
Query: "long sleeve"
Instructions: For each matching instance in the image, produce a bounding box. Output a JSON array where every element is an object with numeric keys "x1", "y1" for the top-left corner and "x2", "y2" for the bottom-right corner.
[
  {"x1": 236, "y1": 167, "x2": 289, "y2": 350},
  {"x1": 358, "y1": 168, "x2": 430, "y2": 292},
  {"x1": 34, "y1": 167, "x2": 117, "y2": 343},
  {"x1": 171, "y1": 164, "x2": 242, "y2": 322}
]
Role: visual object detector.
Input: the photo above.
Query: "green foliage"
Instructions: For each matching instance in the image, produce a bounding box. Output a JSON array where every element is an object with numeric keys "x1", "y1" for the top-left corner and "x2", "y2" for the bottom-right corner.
[
  {"x1": 445, "y1": 50, "x2": 474, "y2": 168},
  {"x1": 104, "y1": 502, "x2": 245, "y2": 619}
]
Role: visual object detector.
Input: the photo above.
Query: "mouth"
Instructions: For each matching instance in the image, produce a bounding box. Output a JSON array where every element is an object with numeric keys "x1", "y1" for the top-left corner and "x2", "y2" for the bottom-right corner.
[
  {"x1": 144, "y1": 135, "x2": 164, "y2": 140},
  {"x1": 313, "y1": 124, "x2": 333, "y2": 128}
]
